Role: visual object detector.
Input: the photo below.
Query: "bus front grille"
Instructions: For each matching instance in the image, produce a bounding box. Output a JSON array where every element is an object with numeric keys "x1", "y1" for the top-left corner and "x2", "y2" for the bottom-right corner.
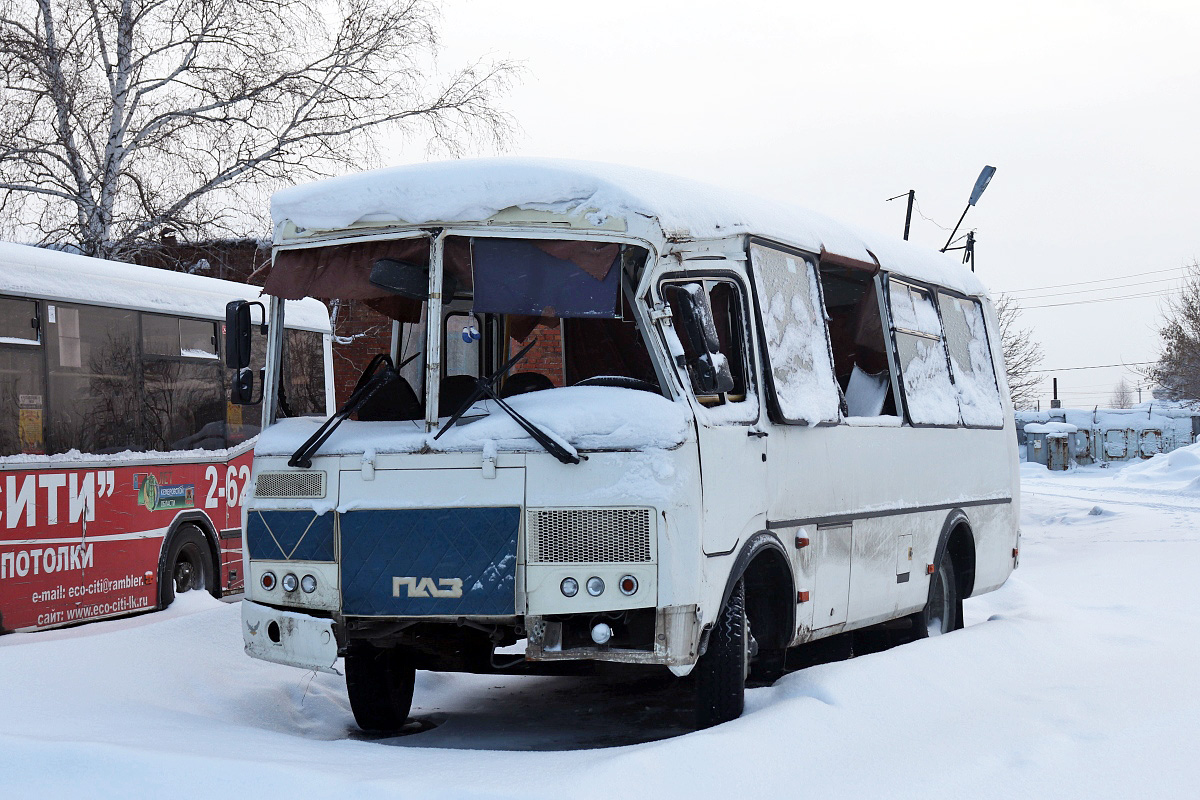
[
  {"x1": 254, "y1": 471, "x2": 326, "y2": 499},
  {"x1": 527, "y1": 508, "x2": 653, "y2": 564}
]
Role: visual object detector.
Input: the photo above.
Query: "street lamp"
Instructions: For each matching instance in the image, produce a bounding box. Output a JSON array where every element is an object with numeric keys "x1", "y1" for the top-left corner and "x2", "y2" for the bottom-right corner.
[{"x1": 941, "y1": 165, "x2": 996, "y2": 254}]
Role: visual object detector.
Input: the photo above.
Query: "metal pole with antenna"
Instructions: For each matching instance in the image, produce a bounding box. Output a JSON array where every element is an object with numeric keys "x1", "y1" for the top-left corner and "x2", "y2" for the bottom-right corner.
[
  {"x1": 887, "y1": 190, "x2": 915, "y2": 240},
  {"x1": 941, "y1": 165, "x2": 996, "y2": 253}
]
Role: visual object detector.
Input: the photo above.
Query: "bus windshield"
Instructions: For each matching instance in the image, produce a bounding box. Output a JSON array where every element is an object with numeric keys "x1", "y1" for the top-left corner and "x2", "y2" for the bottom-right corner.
[{"x1": 264, "y1": 235, "x2": 668, "y2": 454}]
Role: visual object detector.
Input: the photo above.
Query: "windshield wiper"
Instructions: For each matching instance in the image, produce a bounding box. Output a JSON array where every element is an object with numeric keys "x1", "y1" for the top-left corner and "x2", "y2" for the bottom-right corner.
[
  {"x1": 434, "y1": 339, "x2": 582, "y2": 465},
  {"x1": 289, "y1": 351, "x2": 419, "y2": 468}
]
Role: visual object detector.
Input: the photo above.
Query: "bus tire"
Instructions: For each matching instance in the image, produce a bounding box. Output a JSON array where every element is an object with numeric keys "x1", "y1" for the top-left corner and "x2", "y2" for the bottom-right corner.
[
  {"x1": 913, "y1": 555, "x2": 959, "y2": 638},
  {"x1": 345, "y1": 643, "x2": 416, "y2": 732},
  {"x1": 695, "y1": 579, "x2": 747, "y2": 729},
  {"x1": 159, "y1": 525, "x2": 214, "y2": 608}
]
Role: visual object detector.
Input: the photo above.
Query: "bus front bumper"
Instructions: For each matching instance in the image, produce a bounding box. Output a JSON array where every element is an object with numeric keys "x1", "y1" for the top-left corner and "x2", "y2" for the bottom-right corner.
[{"x1": 242, "y1": 600, "x2": 340, "y2": 674}]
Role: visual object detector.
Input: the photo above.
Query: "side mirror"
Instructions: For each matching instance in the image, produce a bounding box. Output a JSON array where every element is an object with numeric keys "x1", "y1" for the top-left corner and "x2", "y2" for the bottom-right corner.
[
  {"x1": 668, "y1": 284, "x2": 735, "y2": 394},
  {"x1": 370, "y1": 259, "x2": 459, "y2": 300},
  {"x1": 231, "y1": 367, "x2": 255, "y2": 405},
  {"x1": 225, "y1": 300, "x2": 264, "y2": 369}
]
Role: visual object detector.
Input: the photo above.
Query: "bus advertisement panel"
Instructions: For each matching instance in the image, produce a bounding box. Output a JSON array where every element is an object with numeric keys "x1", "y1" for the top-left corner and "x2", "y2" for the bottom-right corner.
[{"x1": 0, "y1": 242, "x2": 333, "y2": 633}]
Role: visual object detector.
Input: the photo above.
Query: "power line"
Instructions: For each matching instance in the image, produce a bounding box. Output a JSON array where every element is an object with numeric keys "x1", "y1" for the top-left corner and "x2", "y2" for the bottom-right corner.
[
  {"x1": 1031, "y1": 361, "x2": 1153, "y2": 372},
  {"x1": 997, "y1": 265, "x2": 1187, "y2": 295},
  {"x1": 1022, "y1": 289, "x2": 1174, "y2": 309},
  {"x1": 1009, "y1": 275, "x2": 1183, "y2": 301}
]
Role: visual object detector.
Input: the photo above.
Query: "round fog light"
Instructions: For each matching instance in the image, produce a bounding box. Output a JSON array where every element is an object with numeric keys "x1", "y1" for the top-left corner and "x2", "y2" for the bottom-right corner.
[
  {"x1": 560, "y1": 577, "x2": 579, "y2": 597},
  {"x1": 591, "y1": 622, "x2": 612, "y2": 644},
  {"x1": 586, "y1": 576, "x2": 605, "y2": 597},
  {"x1": 281, "y1": 573, "x2": 298, "y2": 593},
  {"x1": 260, "y1": 571, "x2": 276, "y2": 591},
  {"x1": 301, "y1": 574, "x2": 317, "y2": 593},
  {"x1": 619, "y1": 575, "x2": 638, "y2": 596}
]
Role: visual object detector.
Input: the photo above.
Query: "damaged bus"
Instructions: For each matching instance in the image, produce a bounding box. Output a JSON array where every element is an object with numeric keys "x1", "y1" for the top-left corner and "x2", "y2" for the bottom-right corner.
[{"x1": 235, "y1": 159, "x2": 1020, "y2": 729}]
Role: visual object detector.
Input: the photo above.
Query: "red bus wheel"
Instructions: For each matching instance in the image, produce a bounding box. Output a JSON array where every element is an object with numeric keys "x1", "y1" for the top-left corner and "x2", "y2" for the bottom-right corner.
[{"x1": 159, "y1": 525, "x2": 214, "y2": 608}]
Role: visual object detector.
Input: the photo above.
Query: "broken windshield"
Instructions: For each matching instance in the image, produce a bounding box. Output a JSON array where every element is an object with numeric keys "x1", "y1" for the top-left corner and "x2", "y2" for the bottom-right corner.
[{"x1": 266, "y1": 234, "x2": 664, "y2": 459}]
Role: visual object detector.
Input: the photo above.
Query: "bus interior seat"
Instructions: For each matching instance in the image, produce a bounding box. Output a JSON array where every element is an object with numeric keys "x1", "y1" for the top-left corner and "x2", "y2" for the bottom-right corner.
[
  {"x1": 357, "y1": 374, "x2": 423, "y2": 422},
  {"x1": 499, "y1": 371, "x2": 554, "y2": 398},
  {"x1": 439, "y1": 374, "x2": 479, "y2": 417}
]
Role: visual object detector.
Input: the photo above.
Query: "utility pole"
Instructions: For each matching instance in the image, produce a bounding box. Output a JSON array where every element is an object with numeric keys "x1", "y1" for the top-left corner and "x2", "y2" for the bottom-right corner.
[{"x1": 887, "y1": 190, "x2": 915, "y2": 240}]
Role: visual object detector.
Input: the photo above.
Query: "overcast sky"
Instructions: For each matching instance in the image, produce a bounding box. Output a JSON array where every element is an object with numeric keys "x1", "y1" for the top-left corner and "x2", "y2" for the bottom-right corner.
[{"x1": 418, "y1": 0, "x2": 1200, "y2": 409}]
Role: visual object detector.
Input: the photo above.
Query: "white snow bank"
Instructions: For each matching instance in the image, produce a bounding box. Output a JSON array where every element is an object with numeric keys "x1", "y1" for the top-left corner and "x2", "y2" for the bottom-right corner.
[
  {"x1": 1114, "y1": 440, "x2": 1200, "y2": 491},
  {"x1": 271, "y1": 158, "x2": 986, "y2": 298},
  {"x1": 255, "y1": 386, "x2": 692, "y2": 457},
  {"x1": 4, "y1": 471, "x2": 1200, "y2": 798}
]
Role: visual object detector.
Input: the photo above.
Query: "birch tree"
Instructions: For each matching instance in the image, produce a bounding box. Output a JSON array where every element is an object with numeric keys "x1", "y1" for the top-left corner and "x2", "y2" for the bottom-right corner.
[
  {"x1": 995, "y1": 293, "x2": 1045, "y2": 410},
  {"x1": 0, "y1": 0, "x2": 517, "y2": 258},
  {"x1": 1146, "y1": 261, "x2": 1200, "y2": 405}
]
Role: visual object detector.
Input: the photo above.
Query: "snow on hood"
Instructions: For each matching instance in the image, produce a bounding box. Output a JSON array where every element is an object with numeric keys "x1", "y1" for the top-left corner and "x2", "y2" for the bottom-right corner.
[
  {"x1": 255, "y1": 386, "x2": 692, "y2": 458},
  {"x1": 271, "y1": 158, "x2": 987, "y2": 297}
]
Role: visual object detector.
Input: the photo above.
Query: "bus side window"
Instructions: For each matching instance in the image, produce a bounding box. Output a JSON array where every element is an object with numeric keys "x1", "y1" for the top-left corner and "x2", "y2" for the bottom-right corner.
[
  {"x1": 0, "y1": 295, "x2": 45, "y2": 456},
  {"x1": 661, "y1": 280, "x2": 749, "y2": 409},
  {"x1": 818, "y1": 266, "x2": 896, "y2": 418},
  {"x1": 141, "y1": 313, "x2": 225, "y2": 451},
  {"x1": 282, "y1": 329, "x2": 327, "y2": 417},
  {"x1": 46, "y1": 303, "x2": 141, "y2": 455},
  {"x1": 887, "y1": 280, "x2": 958, "y2": 426}
]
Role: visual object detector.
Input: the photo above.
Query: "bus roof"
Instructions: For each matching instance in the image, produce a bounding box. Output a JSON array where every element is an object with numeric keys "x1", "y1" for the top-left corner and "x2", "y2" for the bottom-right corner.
[
  {"x1": 271, "y1": 158, "x2": 988, "y2": 298},
  {"x1": 0, "y1": 241, "x2": 331, "y2": 332}
]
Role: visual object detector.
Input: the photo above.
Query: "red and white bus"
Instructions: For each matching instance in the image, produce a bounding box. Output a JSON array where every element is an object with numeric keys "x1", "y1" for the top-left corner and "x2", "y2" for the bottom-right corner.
[{"x1": 0, "y1": 242, "x2": 332, "y2": 632}]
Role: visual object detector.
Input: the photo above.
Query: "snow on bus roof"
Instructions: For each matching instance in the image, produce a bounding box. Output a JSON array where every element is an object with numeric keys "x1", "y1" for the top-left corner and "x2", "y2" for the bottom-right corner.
[
  {"x1": 271, "y1": 158, "x2": 988, "y2": 297},
  {"x1": 0, "y1": 241, "x2": 330, "y2": 331}
]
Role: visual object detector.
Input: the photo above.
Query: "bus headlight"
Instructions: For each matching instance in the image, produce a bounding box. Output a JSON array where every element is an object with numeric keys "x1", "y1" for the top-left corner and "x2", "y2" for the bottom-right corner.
[
  {"x1": 560, "y1": 577, "x2": 579, "y2": 597},
  {"x1": 281, "y1": 573, "x2": 298, "y2": 593},
  {"x1": 586, "y1": 577, "x2": 605, "y2": 597},
  {"x1": 301, "y1": 574, "x2": 317, "y2": 594}
]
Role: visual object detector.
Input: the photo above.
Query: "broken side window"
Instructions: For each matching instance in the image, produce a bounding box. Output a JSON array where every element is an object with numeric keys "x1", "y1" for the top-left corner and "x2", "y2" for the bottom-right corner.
[
  {"x1": 660, "y1": 279, "x2": 753, "y2": 417},
  {"x1": 818, "y1": 265, "x2": 897, "y2": 418}
]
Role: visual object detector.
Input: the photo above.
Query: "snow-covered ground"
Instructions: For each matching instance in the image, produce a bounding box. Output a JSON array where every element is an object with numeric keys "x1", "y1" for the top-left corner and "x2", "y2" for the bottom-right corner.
[{"x1": 3, "y1": 453, "x2": 1199, "y2": 799}]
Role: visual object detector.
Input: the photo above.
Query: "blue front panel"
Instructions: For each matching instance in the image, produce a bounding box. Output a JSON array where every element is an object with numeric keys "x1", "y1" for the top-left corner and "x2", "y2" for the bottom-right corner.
[
  {"x1": 340, "y1": 507, "x2": 519, "y2": 616},
  {"x1": 247, "y1": 510, "x2": 335, "y2": 562}
]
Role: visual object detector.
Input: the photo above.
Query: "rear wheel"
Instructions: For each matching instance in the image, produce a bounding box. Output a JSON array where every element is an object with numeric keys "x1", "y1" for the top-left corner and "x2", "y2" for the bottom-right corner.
[
  {"x1": 345, "y1": 643, "x2": 417, "y2": 732},
  {"x1": 159, "y1": 525, "x2": 213, "y2": 608},
  {"x1": 913, "y1": 555, "x2": 960, "y2": 638},
  {"x1": 695, "y1": 580, "x2": 747, "y2": 729}
]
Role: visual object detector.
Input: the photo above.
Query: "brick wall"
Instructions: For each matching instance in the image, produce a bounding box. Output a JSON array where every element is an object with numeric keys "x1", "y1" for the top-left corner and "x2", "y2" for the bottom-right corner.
[{"x1": 510, "y1": 322, "x2": 565, "y2": 387}]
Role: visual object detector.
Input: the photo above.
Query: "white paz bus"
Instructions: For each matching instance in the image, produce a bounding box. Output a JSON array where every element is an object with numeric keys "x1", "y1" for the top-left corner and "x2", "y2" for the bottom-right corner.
[{"x1": 235, "y1": 159, "x2": 1019, "y2": 729}]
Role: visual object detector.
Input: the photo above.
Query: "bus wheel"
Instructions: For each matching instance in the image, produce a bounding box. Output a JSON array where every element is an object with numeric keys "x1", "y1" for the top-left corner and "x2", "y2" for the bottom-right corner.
[
  {"x1": 345, "y1": 643, "x2": 416, "y2": 732},
  {"x1": 160, "y1": 525, "x2": 214, "y2": 608},
  {"x1": 695, "y1": 579, "x2": 747, "y2": 729},
  {"x1": 913, "y1": 556, "x2": 959, "y2": 638}
]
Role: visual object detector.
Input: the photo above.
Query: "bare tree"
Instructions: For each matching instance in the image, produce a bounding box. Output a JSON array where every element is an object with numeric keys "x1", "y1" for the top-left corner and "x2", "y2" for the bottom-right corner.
[
  {"x1": 1109, "y1": 377, "x2": 1133, "y2": 409},
  {"x1": 0, "y1": 0, "x2": 518, "y2": 258},
  {"x1": 1145, "y1": 261, "x2": 1200, "y2": 406},
  {"x1": 995, "y1": 293, "x2": 1045, "y2": 410}
]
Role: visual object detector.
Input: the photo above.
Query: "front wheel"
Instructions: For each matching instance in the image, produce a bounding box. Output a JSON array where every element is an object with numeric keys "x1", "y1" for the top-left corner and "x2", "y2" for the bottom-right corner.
[
  {"x1": 345, "y1": 643, "x2": 416, "y2": 732},
  {"x1": 694, "y1": 580, "x2": 747, "y2": 729},
  {"x1": 159, "y1": 525, "x2": 214, "y2": 608}
]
